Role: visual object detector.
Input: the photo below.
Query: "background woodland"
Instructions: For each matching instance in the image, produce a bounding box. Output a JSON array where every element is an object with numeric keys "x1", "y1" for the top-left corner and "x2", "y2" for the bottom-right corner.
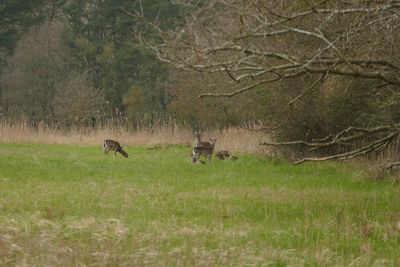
[{"x1": 2, "y1": 0, "x2": 400, "y2": 162}]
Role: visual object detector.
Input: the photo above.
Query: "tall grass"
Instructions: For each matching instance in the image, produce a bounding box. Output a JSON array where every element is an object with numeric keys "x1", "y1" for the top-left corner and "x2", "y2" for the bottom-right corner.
[{"x1": 0, "y1": 119, "x2": 270, "y2": 154}]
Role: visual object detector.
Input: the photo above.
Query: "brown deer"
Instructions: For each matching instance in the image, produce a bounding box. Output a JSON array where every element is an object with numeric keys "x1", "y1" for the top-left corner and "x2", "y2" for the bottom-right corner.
[
  {"x1": 215, "y1": 150, "x2": 238, "y2": 160},
  {"x1": 103, "y1": 139, "x2": 128, "y2": 158},
  {"x1": 192, "y1": 138, "x2": 217, "y2": 163},
  {"x1": 194, "y1": 132, "x2": 213, "y2": 147}
]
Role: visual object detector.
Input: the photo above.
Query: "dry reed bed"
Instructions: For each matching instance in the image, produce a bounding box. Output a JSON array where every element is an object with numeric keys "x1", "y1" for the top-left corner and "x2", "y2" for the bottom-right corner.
[{"x1": 0, "y1": 122, "x2": 270, "y2": 154}]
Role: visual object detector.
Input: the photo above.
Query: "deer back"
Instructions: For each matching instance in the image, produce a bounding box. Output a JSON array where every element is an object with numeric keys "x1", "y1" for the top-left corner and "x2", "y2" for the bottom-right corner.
[
  {"x1": 104, "y1": 139, "x2": 121, "y2": 150},
  {"x1": 104, "y1": 139, "x2": 129, "y2": 158}
]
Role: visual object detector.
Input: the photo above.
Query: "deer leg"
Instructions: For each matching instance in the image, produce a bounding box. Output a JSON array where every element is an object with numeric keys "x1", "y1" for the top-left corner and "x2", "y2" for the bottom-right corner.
[
  {"x1": 192, "y1": 149, "x2": 202, "y2": 163},
  {"x1": 192, "y1": 152, "x2": 199, "y2": 163}
]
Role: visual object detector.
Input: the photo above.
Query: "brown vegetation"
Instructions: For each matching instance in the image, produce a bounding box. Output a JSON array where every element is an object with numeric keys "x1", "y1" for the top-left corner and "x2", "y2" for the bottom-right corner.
[
  {"x1": 135, "y1": 0, "x2": 400, "y2": 165},
  {"x1": 0, "y1": 120, "x2": 269, "y2": 154}
]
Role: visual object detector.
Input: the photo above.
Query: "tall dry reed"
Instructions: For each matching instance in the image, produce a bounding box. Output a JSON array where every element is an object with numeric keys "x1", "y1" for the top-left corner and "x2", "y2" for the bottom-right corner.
[{"x1": 0, "y1": 120, "x2": 271, "y2": 154}]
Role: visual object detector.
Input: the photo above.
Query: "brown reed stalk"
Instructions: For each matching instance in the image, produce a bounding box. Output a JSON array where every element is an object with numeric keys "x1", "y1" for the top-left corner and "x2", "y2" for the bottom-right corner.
[{"x1": 0, "y1": 118, "x2": 271, "y2": 154}]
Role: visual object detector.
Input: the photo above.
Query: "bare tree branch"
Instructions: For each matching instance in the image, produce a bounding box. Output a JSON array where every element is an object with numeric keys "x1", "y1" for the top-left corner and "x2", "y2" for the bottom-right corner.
[
  {"x1": 261, "y1": 125, "x2": 400, "y2": 164},
  {"x1": 261, "y1": 125, "x2": 397, "y2": 148},
  {"x1": 292, "y1": 132, "x2": 397, "y2": 164},
  {"x1": 129, "y1": 0, "x2": 400, "y2": 164},
  {"x1": 132, "y1": 0, "x2": 400, "y2": 96},
  {"x1": 198, "y1": 71, "x2": 305, "y2": 98}
]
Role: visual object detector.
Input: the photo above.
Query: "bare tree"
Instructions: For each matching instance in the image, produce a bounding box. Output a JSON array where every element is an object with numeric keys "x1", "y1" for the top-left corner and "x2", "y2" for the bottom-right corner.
[
  {"x1": 53, "y1": 73, "x2": 105, "y2": 126},
  {"x1": 2, "y1": 21, "x2": 68, "y2": 122},
  {"x1": 133, "y1": 0, "x2": 400, "y2": 164}
]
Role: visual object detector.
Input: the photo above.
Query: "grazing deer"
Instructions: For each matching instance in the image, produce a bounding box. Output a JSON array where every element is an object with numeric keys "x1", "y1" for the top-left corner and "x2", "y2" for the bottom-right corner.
[
  {"x1": 215, "y1": 150, "x2": 238, "y2": 160},
  {"x1": 192, "y1": 138, "x2": 217, "y2": 163},
  {"x1": 103, "y1": 139, "x2": 128, "y2": 158}
]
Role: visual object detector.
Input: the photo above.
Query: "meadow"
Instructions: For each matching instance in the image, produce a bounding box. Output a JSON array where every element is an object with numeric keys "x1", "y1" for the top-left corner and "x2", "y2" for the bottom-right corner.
[{"x1": 0, "y1": 142, "x2": 399, "y2": 266}]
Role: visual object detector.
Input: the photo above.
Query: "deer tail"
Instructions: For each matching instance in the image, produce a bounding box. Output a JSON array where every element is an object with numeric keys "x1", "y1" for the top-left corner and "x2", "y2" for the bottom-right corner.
[{"x1": 118, "y1": 148, "x2": 129, "y2": 158}]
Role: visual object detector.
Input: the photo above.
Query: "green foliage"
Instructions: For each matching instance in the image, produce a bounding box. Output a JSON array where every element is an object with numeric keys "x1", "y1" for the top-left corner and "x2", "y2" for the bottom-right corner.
[
  {"x1": 0, "y1": 143, "x2": 399, "y2": 265},
  {"x1": 1, "y1": 0, "x2": 185, "y2": 126},
  {"x1": 73, "y1": 37, "x2": 97, "y2": 61},
  {"x1": 61, "y1": 0, "x2": 183, "y2": 118},
  {"x1": 0, "y1": 0, "x2": 45, "y2": 54},
  {"x1": 123, "y1": 85, "x2": 146, "y2": 119},
  {"x1": 1, "y1": 22, "x2": 108, "y2": 125}
]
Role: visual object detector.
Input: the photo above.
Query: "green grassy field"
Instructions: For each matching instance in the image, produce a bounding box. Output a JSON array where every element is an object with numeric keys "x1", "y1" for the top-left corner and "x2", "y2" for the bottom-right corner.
[{"x1": 0, "y1": 143, "x2": 399, "y2": 266}]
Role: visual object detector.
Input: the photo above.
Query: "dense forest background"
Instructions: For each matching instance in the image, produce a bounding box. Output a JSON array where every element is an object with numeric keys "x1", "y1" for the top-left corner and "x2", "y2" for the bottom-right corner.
[
  {"x1": 0, "y1": 0, "x2": 178, "y2": 127},
  {"x1": 0, "y1": 0, "x2": 267, "y2": 130},
  {"x1": 2, "y1": 0, "x2": 400, "y2": 162}
]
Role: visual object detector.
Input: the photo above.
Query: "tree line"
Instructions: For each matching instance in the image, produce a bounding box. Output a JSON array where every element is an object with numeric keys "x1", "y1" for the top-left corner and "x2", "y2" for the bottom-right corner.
[
  {"x1": 2, "y1": 0, "x2": 400, "y2": 162},
  {"x1": 0, "y1": 0, "x2": 179, "y2": 127},
  {"x1": 0, "y1": 0, "x2": 267, "y2": 129}
]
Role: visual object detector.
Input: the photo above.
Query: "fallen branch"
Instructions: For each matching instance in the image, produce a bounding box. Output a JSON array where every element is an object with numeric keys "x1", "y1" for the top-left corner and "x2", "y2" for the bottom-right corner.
[
  {"x1": 291, "y1": 133, "x2": 397, "y2": 164},
  {"x1": 261, "y1": 125, "x2": 400, "y2": 164},
  {"x1": 387, "y1": 161, "x2": 400, "y2": 170}
]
